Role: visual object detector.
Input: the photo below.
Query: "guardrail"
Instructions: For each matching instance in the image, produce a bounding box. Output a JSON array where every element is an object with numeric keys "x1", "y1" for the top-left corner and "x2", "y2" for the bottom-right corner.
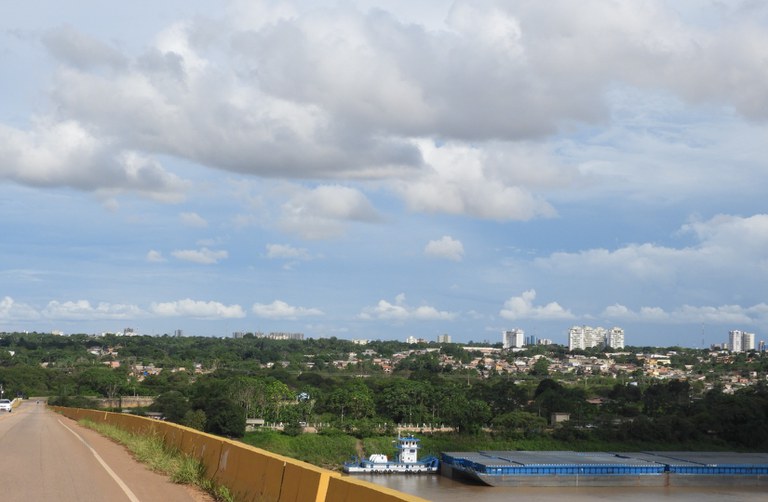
[{"x1": 49, "y1": 406, "x2": 429, "y2": 502}]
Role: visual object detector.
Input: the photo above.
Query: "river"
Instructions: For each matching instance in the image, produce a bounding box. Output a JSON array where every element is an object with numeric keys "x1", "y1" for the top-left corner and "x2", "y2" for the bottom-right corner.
[{"x1": 358, "y1": 474, "x2": 768, "y2": 501}]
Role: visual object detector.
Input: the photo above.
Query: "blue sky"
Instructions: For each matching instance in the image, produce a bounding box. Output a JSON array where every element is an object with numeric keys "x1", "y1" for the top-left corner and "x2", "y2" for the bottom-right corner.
[{"x1": 2, "y1": 0, "x2": 768, "y2": 347}]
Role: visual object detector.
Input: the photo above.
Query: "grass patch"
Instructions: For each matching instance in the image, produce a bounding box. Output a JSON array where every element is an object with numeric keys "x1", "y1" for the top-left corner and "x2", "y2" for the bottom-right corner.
[
  {"x1": 246, "y1": 430, "x2": 742, "y2": 471},
  {"x1": 240, "y1": 427, "x2": 750, "y2": 476},
  {"x1": 242, "y1": 430, "x2": 358, "y2": 469},
  {"x1": 79, "y1": 419, "x2": 233, "y2": 502}
]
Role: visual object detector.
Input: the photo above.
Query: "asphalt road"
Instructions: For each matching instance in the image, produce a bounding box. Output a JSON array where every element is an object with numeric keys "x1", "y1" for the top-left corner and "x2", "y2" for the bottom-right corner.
[{"x1": 0, "y1": 401, "x2": 213, "y2": 502}]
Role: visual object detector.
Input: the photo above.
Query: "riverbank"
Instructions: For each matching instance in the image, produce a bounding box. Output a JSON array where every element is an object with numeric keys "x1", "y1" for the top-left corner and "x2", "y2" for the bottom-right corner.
[
  {"x1": 363, "y1": 474, "x2": 768, "y2": 502},
  {"x1": 240, "y1": 430, "x2": 743, "y2": 471}
]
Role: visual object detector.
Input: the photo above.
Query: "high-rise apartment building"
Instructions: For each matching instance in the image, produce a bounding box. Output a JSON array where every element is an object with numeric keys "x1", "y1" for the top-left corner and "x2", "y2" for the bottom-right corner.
[
  {"x1": 742, "y1": 331, "x2": 755, "y2": 351},
  {"x1": 437, "y1": 334, "x2": 452, "y2": 344},
  {"x1": 606, "y1": 327, "x2": 625, "y2": 349},
  {"x1": 729, "y1": 330, "x2": 743, "y2": 352},
  {"x1": 502, "y1": 329, "x2": 525, "y2": 349},
  {"x1": 569, "y1": 325, "x2": 625, "y2": 350},
  {"x1": 568, "y1": 326, "x2": 587, "y2": 351},
  {"x1": 730, "y1": 330, "x2": 755, "y2": 352}
]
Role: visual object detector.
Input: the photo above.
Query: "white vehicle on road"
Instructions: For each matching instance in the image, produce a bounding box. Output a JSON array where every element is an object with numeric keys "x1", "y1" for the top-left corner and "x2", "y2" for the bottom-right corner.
[{"x1": 0, "y1": 399, "x2": 12, "y2": 412}]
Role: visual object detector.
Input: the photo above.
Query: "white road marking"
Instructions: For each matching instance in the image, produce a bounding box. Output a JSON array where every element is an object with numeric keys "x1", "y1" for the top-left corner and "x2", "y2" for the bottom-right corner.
[{"x1": 58, "y1": 419, "x2": 141, "y2": 502}]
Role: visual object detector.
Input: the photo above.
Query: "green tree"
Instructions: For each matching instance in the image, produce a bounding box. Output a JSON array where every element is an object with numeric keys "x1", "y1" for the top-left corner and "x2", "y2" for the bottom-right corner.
[
  {"x1": 531, "y1": 378, "x2": 586, "y2": 418},
  {"x1": 374, "y1": 379, "x2": 430, "y2": 424},
  {"x1": 322, "y1": 380, "x2": 375, "y2": 423},
  {"x1": 492, "y1": 411, "x2": 546, "y2": 437},
  {"x1": 479, "y1": 378, "x2": 528, "y2": 415},
  {"x1": 530, "y1": 357, "x2": 550, "y2": 377},
  {"x1": 183, "y1": 409, "x2": 207, "y2": 431},
  {"x1": 436, "y1": 384, "x2": 491, "y2": 433},
  {"x1": 204, "y1": 396, "x2": 246, "y2": 438},
  {"x1": 642, "y1": 380, "x2": 690, "y2": 417},
  {"x1": 76, "y1": 367, "x2": 125, "y2": 398},
  {"x1": 151, "y1": 390, "x2": 190, "y2": 423}
]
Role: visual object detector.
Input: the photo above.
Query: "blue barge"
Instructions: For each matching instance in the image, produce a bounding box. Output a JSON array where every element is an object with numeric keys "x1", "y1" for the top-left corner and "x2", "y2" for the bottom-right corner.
[{"x1": 441, "y1": 451, "x2": 768, "y2": 487}]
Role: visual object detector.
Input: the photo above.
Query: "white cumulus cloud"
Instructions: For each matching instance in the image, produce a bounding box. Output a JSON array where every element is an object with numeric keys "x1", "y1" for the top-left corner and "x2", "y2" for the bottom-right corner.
[
  {"x1": 0, "y1": 119, "x2": 189, "y2": 202},
  {"x1": 42, "y1": 300, "x2": 144, "y2": 320},
  {"x1": 400, "y1": 140, "x2": 559, "y2": 221},
  {"x1": 0, "y1": 296, "x2": 41, "y2": 321},
  {"x1": 601, "y1": 302, "x2": 768, "y2": 326},
  {"x1": 265, "y1": 243, "x2": 310, "y2": 260},
  {"x1": 360, "y1": 293, "x2": 457, "y2": 321},
  {"x1": 424, "y1": 235, "x2": 464, "y2": 261},
  {"x1": 7, "y1": 1, "x2": 768, "y2": 222},
  {"x1": 171, "y1": 247, "x2": 228, "y2": 264},
  {"x1": 279, "y1": 184, "x2": 381, "y2": 239},
  {"x1": 534, "y1": 214, "x2": 768, "y2": 308},
  {"x1": 601, "y1": 304, "x2": 670, "y2": 322},
  {"x1": 500, "y1": 290, "x2": 575, "y2": 320},
  {"x1": 252, "y1": 300, "x2": 324, "y2": 319},
  {"x1": 150, "y1": 299, "x2": 245, "y2": 319},
  {"x1": 180, "y1": 212, "x2": 208, "y2": 228}
]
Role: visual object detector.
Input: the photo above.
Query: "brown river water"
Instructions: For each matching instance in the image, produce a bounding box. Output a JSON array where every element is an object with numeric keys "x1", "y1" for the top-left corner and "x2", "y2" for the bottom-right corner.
[{"x1": 358, "y1": 474, "x2": 768, "y2": 501}]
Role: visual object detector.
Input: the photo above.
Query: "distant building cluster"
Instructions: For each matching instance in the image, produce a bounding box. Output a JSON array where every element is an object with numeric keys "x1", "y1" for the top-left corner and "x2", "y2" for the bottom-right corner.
[
  {"x1": 728, "y1": 330, "x2": 755, "y2": 352},
  {"x1": 437, "y1": 334, "x2": 452, "y2": 344},
  {"x1": 264, "y1": 332, "x2": 304, "y2": 340},
  {"x1": 231, "y1": 332, "x2": 304, "y2": 340},
  {"x1": 568, "y1": 326, "x2": 625, "y2": 351},
  {"x1": 501, "y1": 329, "x2": 554, "y2": 349}
]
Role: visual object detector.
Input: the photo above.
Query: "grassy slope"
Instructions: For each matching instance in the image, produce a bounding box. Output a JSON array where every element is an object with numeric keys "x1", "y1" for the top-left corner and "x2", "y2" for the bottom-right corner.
[
  {"x1": 241, "y1": 430, "x2": 358, "y2": 469},
  {"x1": 242, "y1": 431, "x2": 735, "y2": 471}
]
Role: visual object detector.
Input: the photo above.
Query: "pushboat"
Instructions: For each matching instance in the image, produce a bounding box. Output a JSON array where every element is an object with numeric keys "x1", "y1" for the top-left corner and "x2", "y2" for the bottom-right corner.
[{"x1": 343, "y1": 435, "x2": 439, "y2": 474}]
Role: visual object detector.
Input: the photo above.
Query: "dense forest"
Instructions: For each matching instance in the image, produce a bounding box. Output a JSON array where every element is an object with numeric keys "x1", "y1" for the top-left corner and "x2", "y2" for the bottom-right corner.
[{"x1": 2, "y1": 332, "x2": 767, "y2": 451}]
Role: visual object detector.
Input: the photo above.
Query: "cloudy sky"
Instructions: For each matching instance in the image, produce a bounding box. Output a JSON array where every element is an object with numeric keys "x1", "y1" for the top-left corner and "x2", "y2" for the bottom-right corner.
[{"x1": 2, "y1": 0, "x2": 768, "y2": 347}]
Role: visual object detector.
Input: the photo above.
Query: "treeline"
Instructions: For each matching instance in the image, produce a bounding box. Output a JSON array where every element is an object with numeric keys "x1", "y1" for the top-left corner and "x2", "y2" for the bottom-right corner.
[
  {"x1": 47, "y1": 368, "x2": 768, "y2": 451},
  {"x1": 1, "y1": 332, "x2": 767, "y2": 450},
  {"x1": 0, "y1": 331, "x2": 413, "y2": 369}
]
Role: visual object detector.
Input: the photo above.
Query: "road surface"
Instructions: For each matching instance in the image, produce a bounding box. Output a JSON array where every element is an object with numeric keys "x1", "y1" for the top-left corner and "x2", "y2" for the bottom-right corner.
[{"x1": 0, "y1": 400, "x2": 213, "y2": 502}]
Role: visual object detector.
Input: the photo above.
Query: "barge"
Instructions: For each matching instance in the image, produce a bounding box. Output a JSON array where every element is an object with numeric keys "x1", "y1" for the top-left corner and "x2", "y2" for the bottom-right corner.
[
  {"x1": 441, "y1": 450, "x2": 768, "y2": 487},
  {"x1": 343, "y1": 436, "x2": 439, "y2": 474}
]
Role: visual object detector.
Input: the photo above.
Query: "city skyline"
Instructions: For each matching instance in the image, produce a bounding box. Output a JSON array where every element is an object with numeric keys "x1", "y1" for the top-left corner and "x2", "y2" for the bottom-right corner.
[{"x1": 2, "y1": 1, "x2": 768, "y2": 346}]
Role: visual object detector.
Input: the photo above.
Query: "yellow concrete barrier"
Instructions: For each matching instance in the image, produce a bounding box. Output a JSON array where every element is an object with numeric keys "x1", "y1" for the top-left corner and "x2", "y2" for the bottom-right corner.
[
  {"x1": 179, "y1": 428, "x2": 224, "y2": 478},
  {"x1": 216, "y1": 439, "x2": 288, "y2": 501},
  {"x1": 280, "y1": 458, "x2": 340, "y2": 502},
  {"x1": 49, "y1": 407, "x2": 428, "y2": 502},
  {"x1": 152, "y1": 420, "x2": 185, "y2": 450},
  {"x1": 111, "y1": 413, "x2": 132, "y2": 432},
  {"x1": 326, "y1": 476, "x2": 430, "y2": 502},
  {"x1": 120, "y1": 414, "x2": 147, "y2": 435}
]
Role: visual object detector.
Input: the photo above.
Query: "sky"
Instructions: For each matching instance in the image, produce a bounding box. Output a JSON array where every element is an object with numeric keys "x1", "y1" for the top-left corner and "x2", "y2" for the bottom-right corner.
[{"x1": 2, "y1": 0, "x2": 768, "y2": 348}]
